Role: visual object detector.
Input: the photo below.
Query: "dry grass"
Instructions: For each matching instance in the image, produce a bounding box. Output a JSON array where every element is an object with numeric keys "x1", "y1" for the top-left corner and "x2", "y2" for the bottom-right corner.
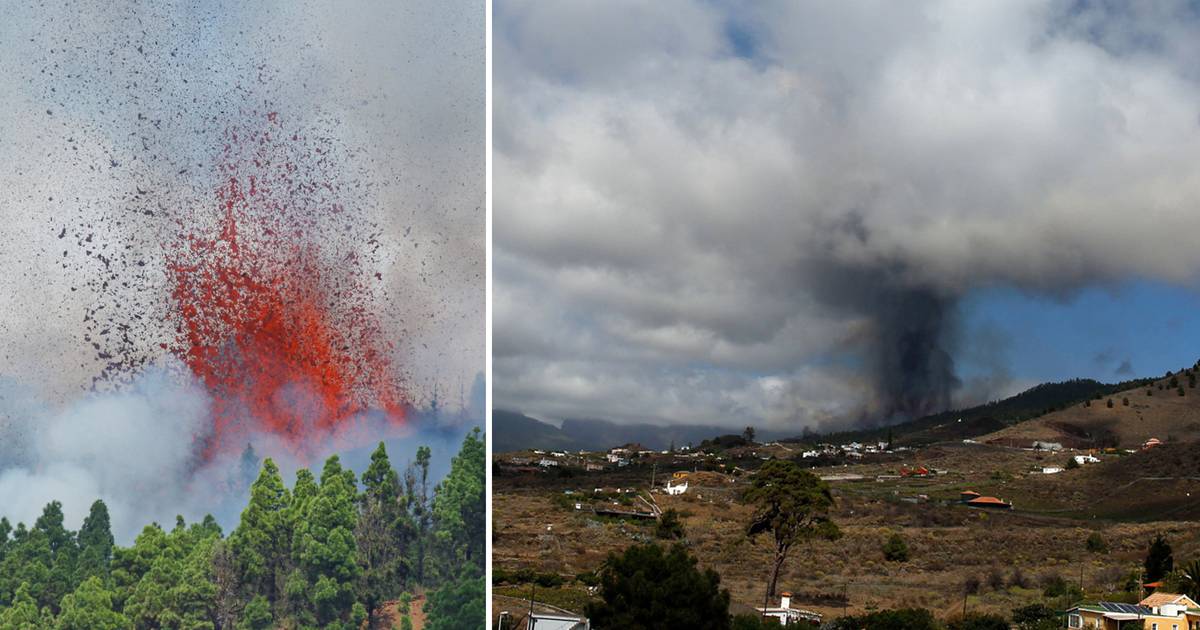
[
  {"x1": 983, "y1": 370, "x2": 1200, "y2": 448},
  {"x1": 493, "y1": 442, "x2": 1200, "y2": 621}
]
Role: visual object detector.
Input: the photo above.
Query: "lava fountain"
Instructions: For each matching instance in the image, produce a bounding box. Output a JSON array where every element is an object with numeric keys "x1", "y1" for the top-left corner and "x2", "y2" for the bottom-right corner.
[{"x1": 165, "y1": 112, "x2": 406, "y2": 460}]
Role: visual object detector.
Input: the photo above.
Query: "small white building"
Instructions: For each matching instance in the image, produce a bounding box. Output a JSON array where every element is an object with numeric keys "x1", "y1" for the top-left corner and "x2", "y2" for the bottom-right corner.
[
  {"x1": 665, "y1": 480, "x2": 688, "y2": 496},
  {"x1": 1073, "y1": 454, "x2": 1100, "y2": 465},
  {"x1": 538, "y1": 458, "x2": 559, "y2": 468},
  {"x1": 528, "y1": 612, "x2": 589, "y2": 630},
  {"x1": 1040, "y1": 466, "x2": 1064, "y2": 474},
  {"x1": 755, "y1": 592, "x2": 821, "y2": 626}
]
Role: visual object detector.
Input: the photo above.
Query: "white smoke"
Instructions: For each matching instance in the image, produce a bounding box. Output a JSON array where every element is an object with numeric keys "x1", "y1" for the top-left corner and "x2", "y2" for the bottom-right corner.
[{"x1": 0, "y1": 361, "x2": 471, "y2": 543}]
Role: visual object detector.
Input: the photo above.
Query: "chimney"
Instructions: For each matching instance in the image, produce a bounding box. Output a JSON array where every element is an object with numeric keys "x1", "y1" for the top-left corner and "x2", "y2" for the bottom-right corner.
[{"x1": 780, "y1": 592, "x2": 792, "y2": 610}]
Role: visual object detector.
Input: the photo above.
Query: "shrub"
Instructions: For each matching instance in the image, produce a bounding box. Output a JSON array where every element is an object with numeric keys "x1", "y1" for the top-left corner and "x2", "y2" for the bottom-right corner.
[
  {"x1": 947, "y1": 612, "x2": 1009, "y2": 630},
  {"x1": 1008, "y1": 567, "x2": 1030, "y2": 589},
  {"x1": 987, "y1": 567, "x2": 1006, "y2": 591},
  {"x1": 1012, "y1": 603, "x2": 1061, "y2": 630},
  {"x1": 828, "y1": 609, "x2": 940, "y2": 630},
  {"x1": 1122, "y1": 397, "x2": 1129, "y2": 406},
  {"x1": 1066, "y1": 457, "x2": 1080, "y2": 470},
  {"x1": 656, "y1": 508, "x2": 685, "y2": 540},
  {"x1": 1148, "y1": 389, "x2": 1153, "y2": 396},
  {"x1": 1179, "y1": 387, "x2": 1186, "y2": 397},
  {"x1": 586, "y1": 543, "x2": 730, "y2": 630},
  {"x1": 534, "y1": 572, "x2": 564, "y2": 588},
  {"x1": 1041, "y1": 573, "x2": 1082, "y2": 600},
  {"x1": 963, "y1": 575, "x2": 982, "y2": 595},
  {"x1": 575, "y1": 571, "x2": 599, "y2": 587},
  {"x1": 1106, "y1": 398, "x2": 1114, "y2": 408},
  {"x1": 1086, "y1": 532, "x2": 1109, "y2": 554},
  {"x1": 882, "y1": 533, "x2": 909, "y2": 562}
]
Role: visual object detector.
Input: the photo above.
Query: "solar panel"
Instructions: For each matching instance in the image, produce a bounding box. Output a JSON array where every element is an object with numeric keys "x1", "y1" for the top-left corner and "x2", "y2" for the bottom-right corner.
[{"x1": 1098, "y1": 602, "x2": 1152, "y2": 615}]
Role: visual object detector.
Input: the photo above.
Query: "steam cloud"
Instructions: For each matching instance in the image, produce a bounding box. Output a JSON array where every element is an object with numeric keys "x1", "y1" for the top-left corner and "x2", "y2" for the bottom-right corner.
[{"x1": 494, "y1": 1, "x2": 1200, "y2": 430}]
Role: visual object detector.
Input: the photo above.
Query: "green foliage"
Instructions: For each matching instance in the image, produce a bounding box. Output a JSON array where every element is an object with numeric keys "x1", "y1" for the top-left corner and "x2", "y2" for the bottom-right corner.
[
  {"x1": 947, "y1": 613, "x2": 1009, "y2": 630},
  {"x1": 424, "y1": 569, "x2": 484, "y2": 630},
  {"x1": 882, "y1": 533, "x2": 909, "y2": 562},
  {"x1": 1145, "y1": 534, "x2": 1174, "y2": 582},
  {"x1": 744, "y1": 459, "x2": 839, "y2": 596},
  {"x1": 732, "y1": 614, "x2": 798, "y2": 629},
  {"x1": 1066, "y1": 457, "x2": 1080, "y2": 470},
  {"x1": 399, "y1": 614, "x2": 413, "y2": 630},
  {"x1": 357, "y1": 442, "x2": 415, "y2": 625},
  {"x1": 1085, "y1": 532, "x2": 1108, "y2": 554},
  {"x1": 55, "y1": 576, "x2": 130, "y2": 630},
  {"x1": 656, "y1": 509, "x2": 685, "y2": 540},
  {"x1": 294, "y1": 455, "x2": 361, "y2": 626},
  {"x1": 1011, "y1": 603, "x2": 1061, "y2": 630},
  {"x1": 238, "y1": 595, "x2": 272, "y2": 630},
  {"x1": 1041, "y1": 573, "x2": 1082, "y2": 601},
  {"x1": 1175, "y1": 559, "x2": 1200, "y2": 600},
  {"x1": 431, "y1": 429, "x2": 485, "y2": 578},
  {"x1": 586, "y1": 542, "x2": 730, "y2": 630},
  {"x1": 827, "y1": 608, "x2": 940, "y2": 630},
  {"x1": 0, "y1": 582, "x2": 44, "y2": 630},
  {"x1": 230, "y1": 458, "x2": 292, "y2": 601},
  {"x1": 0, "y1": 429, "x2": 486, "y2": 629}
]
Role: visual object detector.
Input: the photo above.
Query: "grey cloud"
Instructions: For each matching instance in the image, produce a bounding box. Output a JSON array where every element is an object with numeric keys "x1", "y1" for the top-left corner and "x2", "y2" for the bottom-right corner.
[{"x1": 496, "y1": 0, "x2": 1200, "y2": 430}]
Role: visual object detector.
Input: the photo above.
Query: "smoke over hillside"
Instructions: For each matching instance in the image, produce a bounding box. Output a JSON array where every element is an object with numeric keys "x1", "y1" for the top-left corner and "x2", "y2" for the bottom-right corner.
[{"x1": 495, "y1": 1, "x2": 1200, "y2": 430}]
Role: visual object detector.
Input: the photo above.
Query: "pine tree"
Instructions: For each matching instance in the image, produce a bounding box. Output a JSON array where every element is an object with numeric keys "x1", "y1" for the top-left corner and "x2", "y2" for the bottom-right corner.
[
  {"x1": 55, "y1": 576, "x2": 130, "y2": 630},
  {"x1": 431, "y1": 429, "x2": 485, "y2": 577},
  {"x1": 230, "y1": 458, "x2": 291, "y2": 607},
  {"x1": 293, "y1": 455, "x2": 361, "y2": 626},
  {"x1": 357, "y1": 443, "x2": 413, "y2": 624},
  {"x1": 34, "y1": 501, "x2": 79, "y2": 612},
  {"x1": 76, "y1": 501, "x2": 114, "y2": 584}
]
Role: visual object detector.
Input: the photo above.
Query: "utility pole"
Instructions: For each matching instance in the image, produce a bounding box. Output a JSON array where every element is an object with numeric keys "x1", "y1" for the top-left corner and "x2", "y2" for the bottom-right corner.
[
  {"x1": 651, "y1": 462, "x2": 657, "y2": 489},
  {"x1": 528, "y1": 583, "x2": 536, "y2": 630}
]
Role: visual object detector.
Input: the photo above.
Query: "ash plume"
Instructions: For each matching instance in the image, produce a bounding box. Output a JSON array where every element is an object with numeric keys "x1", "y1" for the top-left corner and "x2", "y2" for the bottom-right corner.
[{"x1": 495, "y1": 1, "x2": 1200, "y2": 432}]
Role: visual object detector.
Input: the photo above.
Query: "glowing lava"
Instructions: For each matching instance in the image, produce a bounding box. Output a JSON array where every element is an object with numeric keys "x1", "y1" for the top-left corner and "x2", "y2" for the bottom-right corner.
[{"x1": 166, "y1": 112, "x2": 405, "y2": 459}]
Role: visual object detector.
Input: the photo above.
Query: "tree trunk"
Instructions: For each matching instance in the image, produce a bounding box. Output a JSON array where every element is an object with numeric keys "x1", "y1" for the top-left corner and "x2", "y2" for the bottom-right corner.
[{"x1": 768, "y1": 547, "x2": 787, "y2": 599}]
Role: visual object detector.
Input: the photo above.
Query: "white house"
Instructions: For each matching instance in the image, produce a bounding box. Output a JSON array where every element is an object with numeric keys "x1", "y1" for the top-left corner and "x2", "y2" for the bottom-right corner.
[
  {"x1": 538, "y1": 458, "x2": 559, "y2": 468},
  {"x1": 1040, "y1": 466, "x2": 1064, "y2": 474},
  {"x1": 665, "y1": 480, "x2": 688, "y2": 496},
  {"x1": 1073, "y1": 454, "x2": 1100, "y2": 465},
  {"x1": 755, "y1": 592, "x2": 821, "y2": 626}
]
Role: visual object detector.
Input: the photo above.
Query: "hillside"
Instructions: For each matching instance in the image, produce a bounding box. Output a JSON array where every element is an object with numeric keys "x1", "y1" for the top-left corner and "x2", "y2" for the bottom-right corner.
[
  {"x1": 982, "y1": 366, "x2": 1200, "y2": 448},
  {"x1": 493, "y1": 410, "x2": 585, "y2": 453},
  {"x1": 815, "y1": 378, "x2": 1153, "y2": 448},
  {"x1": 493, "y1": 411, "x2": 792, "y2": 453},
  {"x1": 491, "y1": 444, "x2": 1200, "y2": 623}
]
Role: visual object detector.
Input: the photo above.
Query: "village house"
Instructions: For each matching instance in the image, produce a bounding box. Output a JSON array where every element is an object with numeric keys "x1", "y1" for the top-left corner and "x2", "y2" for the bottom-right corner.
[
  {"x1": 755, "y1": 592, "x2": 821, "y2": 626},
  {"x1": 1074, "y1": 454, "x2": 1101, "y2": 465},
  {"x1": 1066, "y1": 592, "x2": 1200, "y2": 629},
  {"x1": 537, "y1": 458, "x2": 559, "y2": 468},
  {"x1": 664, "y1": 480, "x2": 688, "y2": 496}
]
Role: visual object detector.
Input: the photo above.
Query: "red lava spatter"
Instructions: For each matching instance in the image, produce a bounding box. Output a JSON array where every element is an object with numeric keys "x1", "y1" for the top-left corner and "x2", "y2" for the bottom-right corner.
[{"x1": 166, "y1": 112, "x2": 405, "y2": 460}]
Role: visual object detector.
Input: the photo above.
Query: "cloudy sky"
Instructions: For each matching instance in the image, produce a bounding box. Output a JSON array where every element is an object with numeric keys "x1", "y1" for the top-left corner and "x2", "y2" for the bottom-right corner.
[{"x1": 494, "y1": 0, "x2": 1200, "y2": 431}]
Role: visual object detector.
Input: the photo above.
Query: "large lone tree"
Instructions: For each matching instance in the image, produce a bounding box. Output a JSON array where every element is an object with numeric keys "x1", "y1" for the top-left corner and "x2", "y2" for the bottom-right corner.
[{"x1": 743, "y1": 459, "x2": 839, "y2": 598}]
